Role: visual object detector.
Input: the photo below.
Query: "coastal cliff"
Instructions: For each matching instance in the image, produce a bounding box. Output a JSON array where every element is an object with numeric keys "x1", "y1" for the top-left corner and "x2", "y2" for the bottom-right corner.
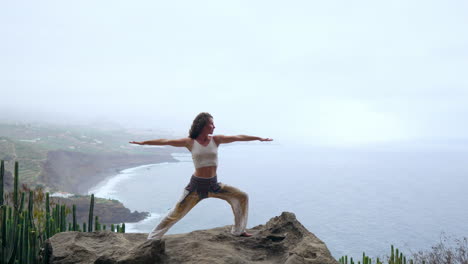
[{"x1": 43, "y1": 212, "x2": 339, "y2": 264}]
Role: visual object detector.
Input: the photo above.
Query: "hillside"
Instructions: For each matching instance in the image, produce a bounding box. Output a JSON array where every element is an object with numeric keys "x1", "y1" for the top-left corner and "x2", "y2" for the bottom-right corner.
[{"x1": 0, "y1": 121, "x2": 181, "y2": 191}]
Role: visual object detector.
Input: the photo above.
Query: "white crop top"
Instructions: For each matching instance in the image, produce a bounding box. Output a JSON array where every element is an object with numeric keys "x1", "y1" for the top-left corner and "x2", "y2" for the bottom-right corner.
[{"x1": 191, "y1": 137, "x2": 218, "y2": 169}]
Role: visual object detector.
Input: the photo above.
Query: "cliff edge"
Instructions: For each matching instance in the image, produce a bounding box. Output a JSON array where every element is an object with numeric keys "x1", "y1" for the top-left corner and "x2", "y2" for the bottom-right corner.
[{"x1": 42, "y1": 212, "x2": 339, "y2": 264}]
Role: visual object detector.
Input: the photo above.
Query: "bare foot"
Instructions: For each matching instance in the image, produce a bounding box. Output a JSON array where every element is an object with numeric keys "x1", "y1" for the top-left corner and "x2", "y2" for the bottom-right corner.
[{"x1": 240, "y1": 232, "x2": 253, "y2": 237}]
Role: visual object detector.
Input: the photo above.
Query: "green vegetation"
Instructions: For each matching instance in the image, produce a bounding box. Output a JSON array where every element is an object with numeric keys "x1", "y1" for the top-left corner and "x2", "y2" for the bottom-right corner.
[
  {"x1": 339, "y1": 246, "x2": 413, "y2": 264},
  {"x1": 0, "y1": 160, "x2": 126, "y2": 263}
]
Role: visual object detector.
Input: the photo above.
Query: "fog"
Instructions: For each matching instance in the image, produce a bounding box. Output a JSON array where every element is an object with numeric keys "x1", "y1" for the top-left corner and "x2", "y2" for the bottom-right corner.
[{"x1": 1, "y1": 0, "x2": 467, "y2": 146}]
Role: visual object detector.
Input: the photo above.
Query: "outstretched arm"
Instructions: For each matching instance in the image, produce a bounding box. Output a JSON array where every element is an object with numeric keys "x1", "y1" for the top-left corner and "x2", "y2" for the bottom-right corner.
[
  {"x1": 214, "y1": 135, "x2": 273, "y2": 144},
  {"x1": 129, "y1": 138, "x2": 190, "y2": 148}
]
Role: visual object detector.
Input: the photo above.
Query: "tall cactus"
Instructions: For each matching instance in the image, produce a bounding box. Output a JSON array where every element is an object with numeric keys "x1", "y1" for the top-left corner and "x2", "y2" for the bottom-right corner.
[
  {"x1": 19, "y1": 212, "x2": 27, "y2": 264},
  {"x1": 19, "y1": 192, "x2": 25, "y2": 214},
  {"x1": 45, "y1": 192, "x2": 50, "y2": 239},
  {"x1": 1, "y1": 206, "x2": 6, "y2": 262},
  {"x1": 13, "y1": 161, "x2": 19, "y2": 210},
  {"x1": 95, "y1": 216, "x2": 99, "y2": 231},
  {"x1": 28, "y1": 191, "x2": 34, "y2": 228},
  {"x1": 29, "y1": 229, "x2": 36, "y2": 263},
  {"x1": 61, "y1": 204, "x2": 66, "y2": 232},
  {"x1": 54, "y1": 204, "x2": 60, "y2": 234},
  {"x1": 0, "y1": 160, "x2": 4, "y2": 205},
  {"x1": 72, "y1": 204, "x2": 77, "y2": 231},
  {"x1": 5, "y1": 161, "x2": 21, "y2": 263},
  {"x1": 88, "y1": 194, "x2": 94, "y2": 232}
]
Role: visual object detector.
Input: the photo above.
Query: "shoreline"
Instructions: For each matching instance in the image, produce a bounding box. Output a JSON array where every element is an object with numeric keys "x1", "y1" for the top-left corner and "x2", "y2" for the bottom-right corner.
[{"x1": 87, "y1": 162, "x2": 172, "y2": 199}]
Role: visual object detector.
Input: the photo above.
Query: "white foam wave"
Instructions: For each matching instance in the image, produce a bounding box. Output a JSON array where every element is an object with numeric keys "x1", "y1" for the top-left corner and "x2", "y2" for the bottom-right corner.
[
  {"x1": 50, "y1": 192, "x2": 74, "y2": 198},
  {"x1": 88, "y1": 162, "x2": 170, "y2": 199}
]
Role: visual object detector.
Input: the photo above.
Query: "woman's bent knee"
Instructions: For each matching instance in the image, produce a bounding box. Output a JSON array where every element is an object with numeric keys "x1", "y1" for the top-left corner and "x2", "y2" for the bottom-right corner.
[{"x1": 237, "y1": 191, "x2": 248, "y2": 204}]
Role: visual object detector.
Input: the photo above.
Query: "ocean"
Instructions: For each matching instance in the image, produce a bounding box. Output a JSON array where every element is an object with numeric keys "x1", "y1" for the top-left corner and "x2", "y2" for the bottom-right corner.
[{"x1": 88, "y1": 143, "x2": 468, "y2": 259}]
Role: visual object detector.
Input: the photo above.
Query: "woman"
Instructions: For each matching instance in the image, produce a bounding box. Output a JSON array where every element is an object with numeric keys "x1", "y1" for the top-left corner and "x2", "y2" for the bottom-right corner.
[{"x1": 129, "y1": 112, "x2": 273, "y2": 240}]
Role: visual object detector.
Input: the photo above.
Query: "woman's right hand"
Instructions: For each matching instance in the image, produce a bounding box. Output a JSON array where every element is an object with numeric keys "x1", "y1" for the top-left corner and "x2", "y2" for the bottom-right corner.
[{"x1": 129, "y1": 141, "x2": 144, "y2": 145}]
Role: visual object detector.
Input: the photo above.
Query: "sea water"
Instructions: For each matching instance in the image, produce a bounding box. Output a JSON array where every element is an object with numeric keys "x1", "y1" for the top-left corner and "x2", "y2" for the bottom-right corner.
[{"x1": 88, "y1": 143, "x2": 468, "y2": 259}]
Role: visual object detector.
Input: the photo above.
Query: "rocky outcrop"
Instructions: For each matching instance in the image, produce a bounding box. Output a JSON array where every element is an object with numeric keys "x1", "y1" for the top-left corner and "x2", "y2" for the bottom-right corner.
[
  {"x1": 43, "y1": 212, "x2": 339, "y2": 264},
  {"x1": 39, "y1": 150, "x2": 176, "y2": 194}
]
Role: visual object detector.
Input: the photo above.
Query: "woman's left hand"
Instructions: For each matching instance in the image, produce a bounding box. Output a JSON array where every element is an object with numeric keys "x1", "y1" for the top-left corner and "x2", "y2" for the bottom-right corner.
[{"x1": 259, "y1": 138, "x2": 273, "y2": 142}]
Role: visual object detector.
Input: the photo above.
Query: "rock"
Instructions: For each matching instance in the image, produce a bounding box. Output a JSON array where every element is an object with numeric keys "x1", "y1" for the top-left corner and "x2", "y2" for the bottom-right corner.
[{"x1": 42, "y1": 212, "x2": 339, "y2": 264}]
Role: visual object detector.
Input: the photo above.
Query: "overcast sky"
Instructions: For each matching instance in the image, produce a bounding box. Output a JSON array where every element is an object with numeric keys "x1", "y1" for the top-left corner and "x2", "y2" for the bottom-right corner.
[{"x1": 1, "y1": 0, "x2": 467, "y2": 146}]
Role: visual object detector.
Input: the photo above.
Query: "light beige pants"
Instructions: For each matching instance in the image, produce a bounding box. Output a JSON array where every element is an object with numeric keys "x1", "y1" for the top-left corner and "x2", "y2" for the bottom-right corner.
[{"x1": 147, "y1": 183, "x2": 249, "y2": 240}]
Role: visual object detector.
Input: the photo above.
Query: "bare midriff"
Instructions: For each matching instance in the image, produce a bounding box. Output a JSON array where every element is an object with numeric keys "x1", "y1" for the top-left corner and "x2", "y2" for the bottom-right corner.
[{"x1": 194, "y1": 166, "x2": 217, "y2": 178}]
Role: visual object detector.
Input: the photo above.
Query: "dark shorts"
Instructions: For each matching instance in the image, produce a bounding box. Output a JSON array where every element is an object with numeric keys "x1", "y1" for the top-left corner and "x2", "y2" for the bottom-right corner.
[{"x1": 185, "y1": 175, "x2": 222, "y2": 199}]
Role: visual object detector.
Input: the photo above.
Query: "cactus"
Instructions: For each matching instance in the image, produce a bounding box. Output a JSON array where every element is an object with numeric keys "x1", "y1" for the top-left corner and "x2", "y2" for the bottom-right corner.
[
  {"x1": 14, "y1": 161, "x2": 19, "y2": 210},
  {"x1": 29, "y1": 229, "x2": 37, "y2": 263},
  {"x1": 5, "y1": 161, "x2": 21, "y2": 263},
  {"x1": 28, "y1": 191, "x2": 34, "y2": 227},
  {"x1": 73, "y1": 204, "x2": 77, "y2": 231},
  {"x1": 1, "y1": 160, "x2": 4, "y2": 205},
  {"x1": 19, "y1": 192, "x2": 25, "y2": 215},
  {"x1": 88, "y1": 194, "x2": 94, "y2": 232},
  {"x1": 61, "y1": 204, "x2": 67, "y2": 232},
  {"x1": 95, "y1": 216, "x2": 99, "y2": 231},
  {"x1": 1, "y1": 206, "x2": 6, "y2": 260},
  {"x1": 111, "y1": 224, "x2": 115, "y2": 232},
  {"x1": 20, "y1": 212, "x2": 27, "y2": 264},
  {"x1": 54, "y1": 204, "x2": 60, "y2": 234},
  {"x1": 121, "y1": 223, "x2": 125, "y2": 233},
  {"x1": 45, "y1": 192, "x2": 50, "y2": 238}
]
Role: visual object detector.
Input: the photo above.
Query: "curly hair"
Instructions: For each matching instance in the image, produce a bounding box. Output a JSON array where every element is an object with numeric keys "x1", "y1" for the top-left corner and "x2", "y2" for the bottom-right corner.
[{"x1": 189, "y1": 112, "x2": 213, "y2": 139}]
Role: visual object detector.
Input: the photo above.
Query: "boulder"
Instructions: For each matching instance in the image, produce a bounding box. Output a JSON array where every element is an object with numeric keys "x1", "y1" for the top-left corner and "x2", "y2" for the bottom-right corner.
[{"x1": 42, "y1": 212, "x2": 339, "y2": 264}]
